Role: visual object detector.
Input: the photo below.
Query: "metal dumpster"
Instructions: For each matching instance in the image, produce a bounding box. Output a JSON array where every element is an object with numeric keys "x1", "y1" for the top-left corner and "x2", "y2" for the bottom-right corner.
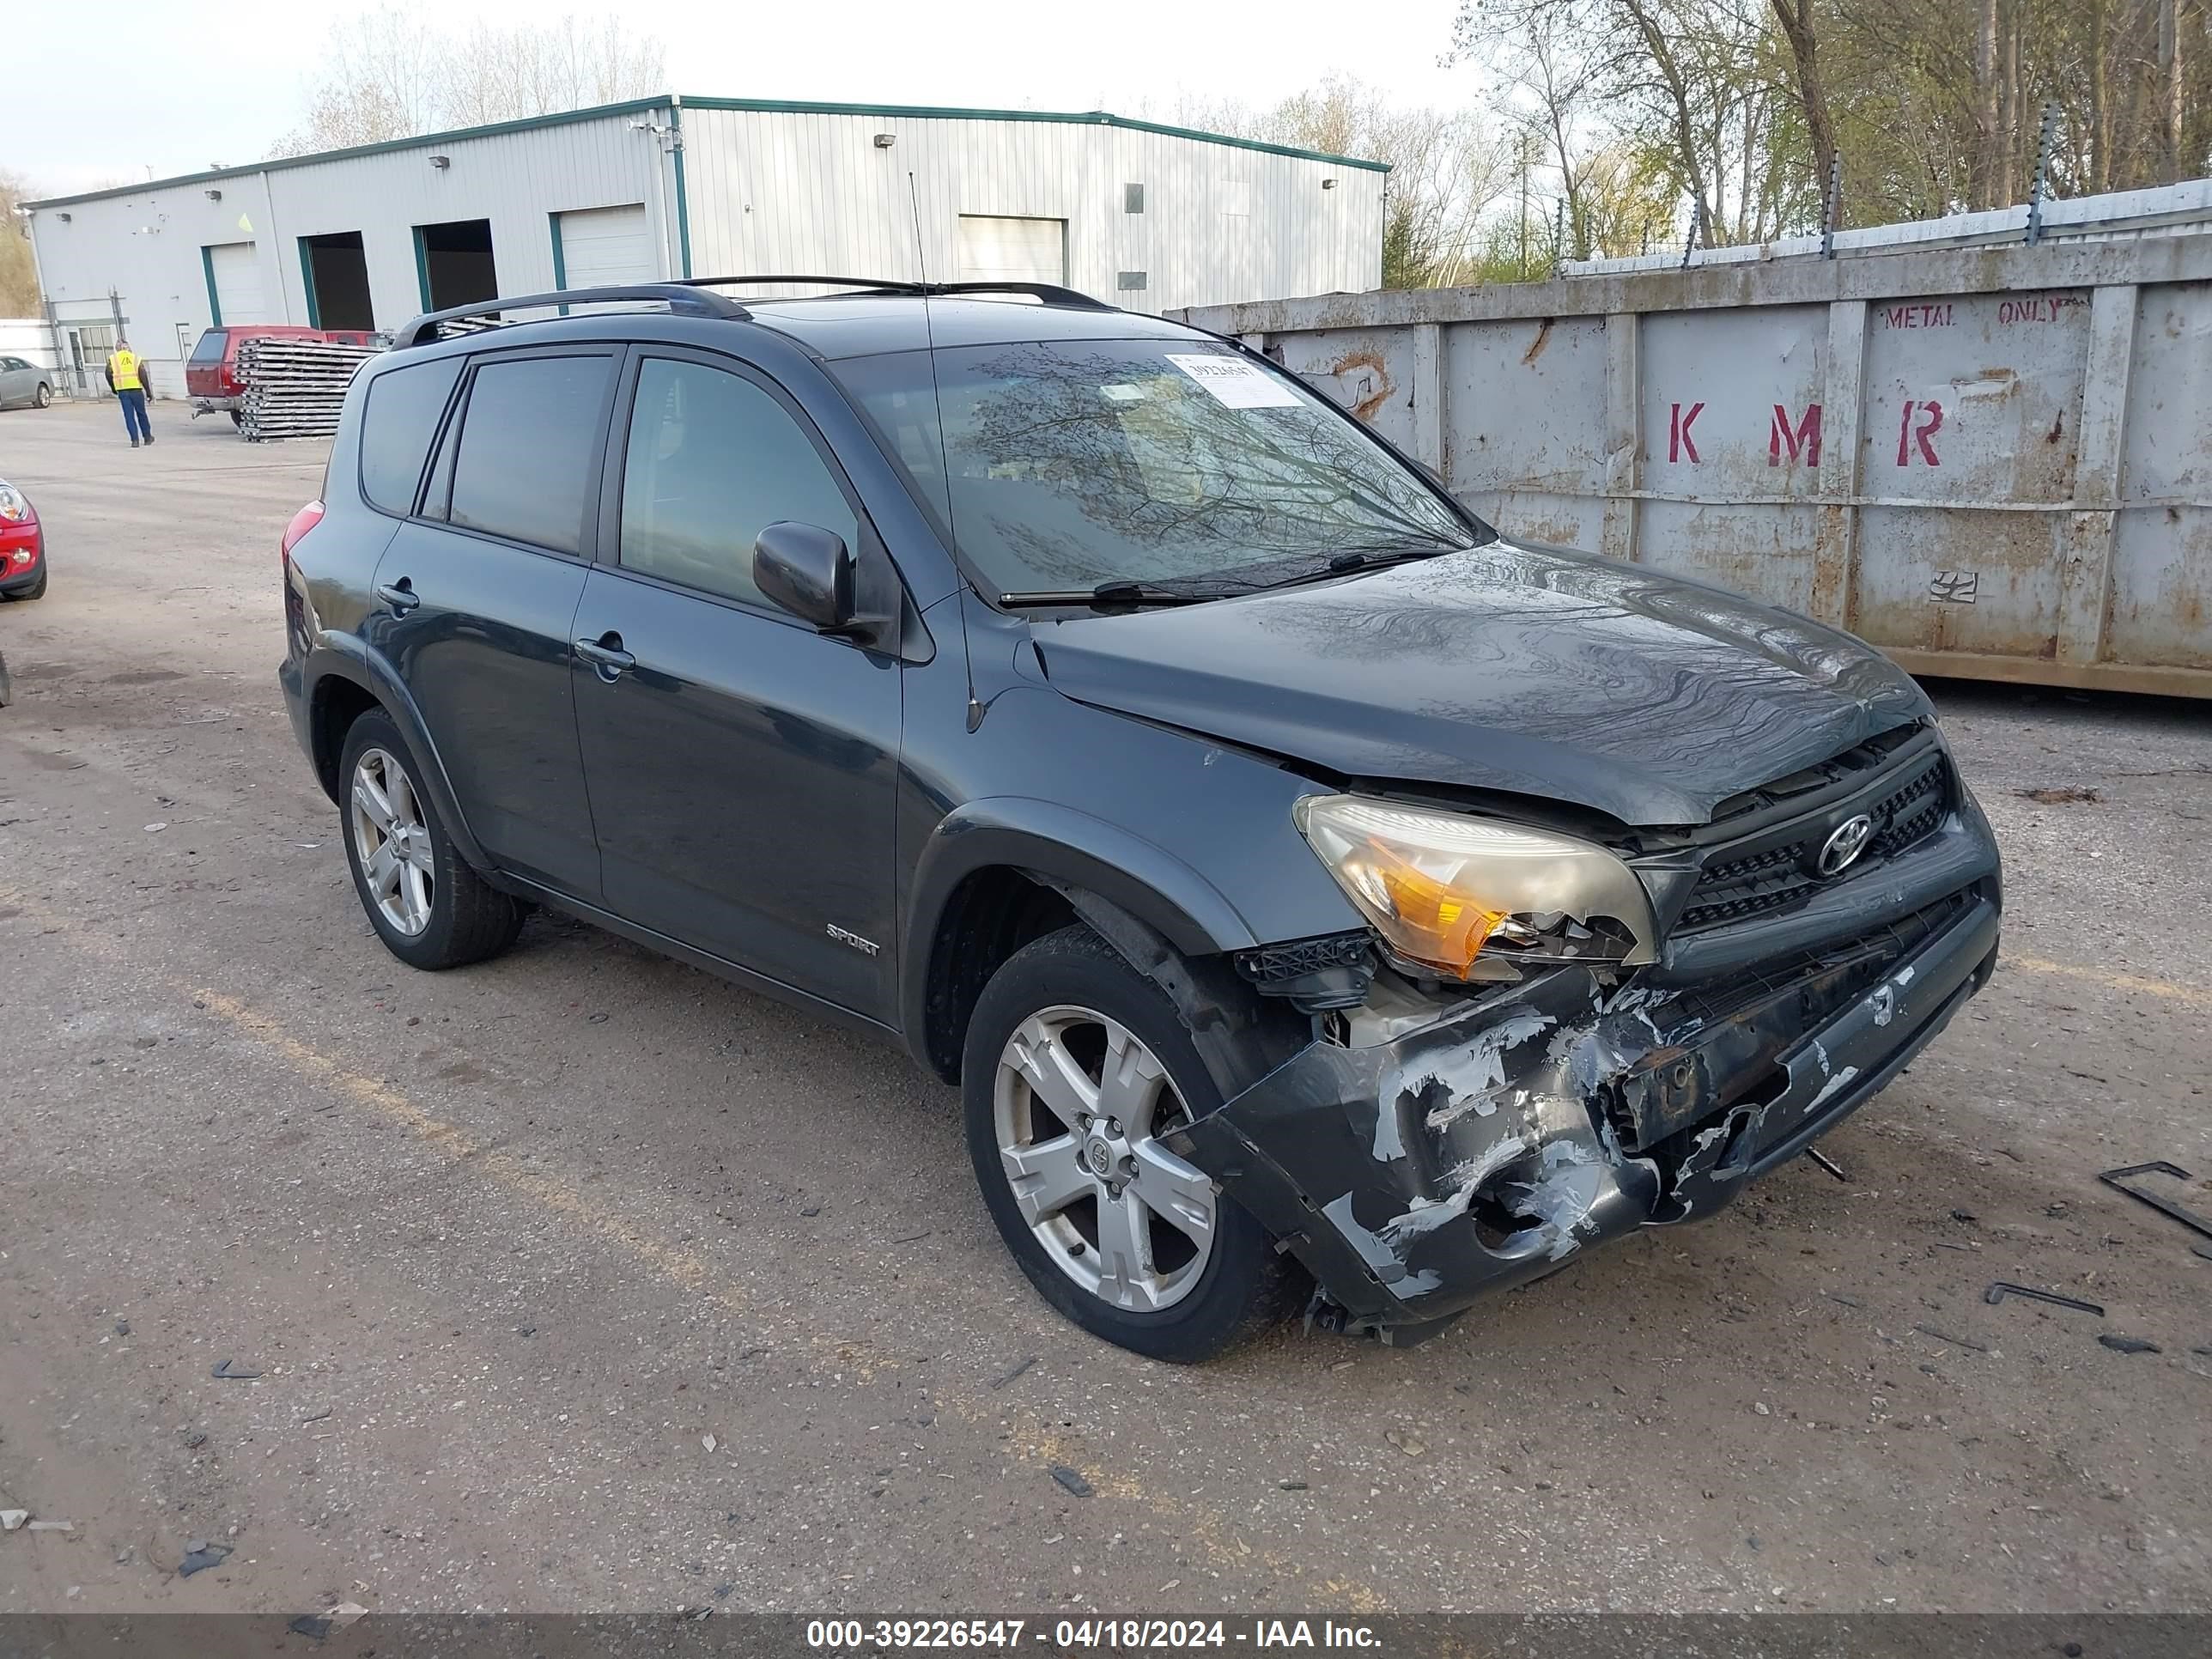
[{"x1": 1176, "y1": 234, "x2": 2212, "y2": 698}]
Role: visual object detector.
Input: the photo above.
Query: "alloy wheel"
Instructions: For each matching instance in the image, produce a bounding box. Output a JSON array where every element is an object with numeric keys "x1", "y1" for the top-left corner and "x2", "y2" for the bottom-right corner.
[
  {"x1": 993, "y1": 1006, "x2": 1218, "y2": 1311},
  {"x1": 349, "y1": 747, "x2": 434, "y2": 936}
]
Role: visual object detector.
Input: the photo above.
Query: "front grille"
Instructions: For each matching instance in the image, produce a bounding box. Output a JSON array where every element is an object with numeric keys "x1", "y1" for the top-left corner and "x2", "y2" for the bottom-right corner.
[
  {"x1": 1678, "y1": 742, "x2": 1951, "y2": 933},
  {"x1": 1869, "y1": 760, "x2": 1946, "y2": 860}
]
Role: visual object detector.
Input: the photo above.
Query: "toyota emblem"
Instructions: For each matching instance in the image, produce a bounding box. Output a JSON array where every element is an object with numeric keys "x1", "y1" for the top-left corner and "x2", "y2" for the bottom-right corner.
[{"x1": 1816, "y1": 813, "x2": 1876, "y2": 878}]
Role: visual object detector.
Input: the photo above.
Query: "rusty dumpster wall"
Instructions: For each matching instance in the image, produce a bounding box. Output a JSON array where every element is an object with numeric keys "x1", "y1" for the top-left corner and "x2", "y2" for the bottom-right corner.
[{"x1": 1174, "y1": 236, "x2": 2212, "y2": 698}]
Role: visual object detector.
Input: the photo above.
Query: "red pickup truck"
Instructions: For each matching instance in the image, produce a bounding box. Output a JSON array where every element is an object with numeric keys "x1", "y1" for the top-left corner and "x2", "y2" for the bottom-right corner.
[{"x1": 186, "y1": 325, "x2": 380, "y2": 426}]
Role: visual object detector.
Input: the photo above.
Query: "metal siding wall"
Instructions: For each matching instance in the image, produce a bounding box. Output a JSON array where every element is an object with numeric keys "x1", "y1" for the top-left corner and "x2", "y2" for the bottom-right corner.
[
  {"x1": 28, "y1": 106, "x2": 1377, "y2": 396},
  {"x1": 28, "y1": 170, "x2": 287, "y2": 395},
  {"x1": 680, "y1": 109, "x2": 1376, "y2": 312},
  {"x1": 1176, "y1": 235, "x2": 2212, "y2": 696},
  {"x1": 267, "y1": 112, "x2": 669, "y2": 325},
  {"x1": 26, "y1": 116, "x2": 665, "y2": 389}
]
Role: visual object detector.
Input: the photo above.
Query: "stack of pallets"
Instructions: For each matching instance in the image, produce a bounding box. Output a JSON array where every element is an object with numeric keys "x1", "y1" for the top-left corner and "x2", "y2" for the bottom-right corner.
[{"x1": 238, "y1": 337, "x2": 380, "y2": 442}]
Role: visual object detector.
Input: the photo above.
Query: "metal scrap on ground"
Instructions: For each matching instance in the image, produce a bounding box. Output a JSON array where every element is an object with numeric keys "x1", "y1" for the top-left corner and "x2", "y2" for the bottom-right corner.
[
  {"x1": 2100, "y1": 1162, "x2": 2212, "y2": 1243},
  {"x1": 1983, "y1": 1282, "x2": 2105, "y2": 1316}
]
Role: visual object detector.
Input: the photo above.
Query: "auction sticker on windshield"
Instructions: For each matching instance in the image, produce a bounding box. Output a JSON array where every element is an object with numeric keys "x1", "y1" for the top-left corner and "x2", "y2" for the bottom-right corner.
[{"x1": 1165, "y1": 353, "x2": 1304, "y2": 409}]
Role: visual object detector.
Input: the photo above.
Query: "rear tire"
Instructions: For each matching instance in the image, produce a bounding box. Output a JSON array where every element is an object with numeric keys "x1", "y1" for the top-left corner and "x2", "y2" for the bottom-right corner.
[
  {"x1": 963, "y1": 925, "x2": 1299, "y2": 1363},
  {"x1": 337, "y1": 709, "x2": 523, "y2": 970},
  {"x1": 33, "y1": 384, "x2": 52, "y2": 409}
]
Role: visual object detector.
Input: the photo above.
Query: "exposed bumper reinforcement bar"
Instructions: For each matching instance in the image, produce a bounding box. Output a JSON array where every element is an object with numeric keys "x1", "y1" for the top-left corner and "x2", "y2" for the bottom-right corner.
[{"x1": 1167, "y1": 889, "x2": 2000, "y2": 1343}]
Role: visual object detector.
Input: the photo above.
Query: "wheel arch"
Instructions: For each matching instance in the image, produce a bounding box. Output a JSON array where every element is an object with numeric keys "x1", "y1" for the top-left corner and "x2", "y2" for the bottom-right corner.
[
  {"x1": 303, "y1": 644, "x2": 494, "y2": 876},
  {"x1": 901, "y1": 800, "x2": 1267, "y2": 1085}
]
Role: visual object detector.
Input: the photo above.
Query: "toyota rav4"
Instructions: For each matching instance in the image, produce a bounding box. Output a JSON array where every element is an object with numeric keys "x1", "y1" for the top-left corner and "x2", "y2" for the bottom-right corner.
[{"x1": 278, "y1": 277, "x2": 2002, "y2": 1361}]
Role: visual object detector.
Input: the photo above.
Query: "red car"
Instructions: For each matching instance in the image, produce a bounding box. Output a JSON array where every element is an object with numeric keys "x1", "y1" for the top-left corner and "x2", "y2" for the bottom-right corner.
[
  {"x1": 185, "y1": 325, "x2": 380, "y2": 426},
  {"x1": 0, "y1": 476, "x2": 43, "y2": 601}
]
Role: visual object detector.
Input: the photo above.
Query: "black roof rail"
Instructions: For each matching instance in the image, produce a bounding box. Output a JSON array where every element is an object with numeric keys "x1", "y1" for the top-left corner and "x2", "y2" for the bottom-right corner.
[
  {"x1": 681, "y1": 275, "x2": 927, "y2": 294},
  {"x1": 392, "y1": 283, "x2": 752, "y2": 349},
  {"x1": 680, "y1": 275, "x2": 1118, "y2": 311},
  {"x1": 921, "y1": 281, "x2": 1118, "y2": 311}
]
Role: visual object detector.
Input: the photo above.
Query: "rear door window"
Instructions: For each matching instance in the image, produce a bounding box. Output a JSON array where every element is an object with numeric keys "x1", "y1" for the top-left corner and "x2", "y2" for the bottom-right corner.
[
  {"x1": 447, "y1": 353, "x2": 614, "y2": 555},
  {"x1": 358, "y1": 357, "x2": 464, "y2": 516},
  {"x1": 617, "y1": 355, "x2": 859, "y2": 608}
]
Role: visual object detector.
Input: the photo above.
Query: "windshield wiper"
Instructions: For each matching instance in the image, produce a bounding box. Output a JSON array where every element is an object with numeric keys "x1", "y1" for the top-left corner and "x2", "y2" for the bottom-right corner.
[
  {"x1": 1236, "y1": 538, "x2": 1470, "y2": 594},
  {"x1": 997, "y1": 579, "x2": 1222, "y2": 610},
  {"x1": 998, "y1": 540, "x2": 1471, "y2": 611}
]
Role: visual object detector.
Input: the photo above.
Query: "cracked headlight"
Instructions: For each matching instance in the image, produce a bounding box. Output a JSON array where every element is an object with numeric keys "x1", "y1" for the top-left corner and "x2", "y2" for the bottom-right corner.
[{"x1": 1293, "y1": 794, "x2": 1657, "y2": 979}]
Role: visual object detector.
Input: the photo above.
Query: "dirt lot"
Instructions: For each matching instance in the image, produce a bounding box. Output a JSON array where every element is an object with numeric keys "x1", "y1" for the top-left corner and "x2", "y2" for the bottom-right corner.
[{"x1": 2, "y1": 398, "x2": 2209, "y2": 1618}]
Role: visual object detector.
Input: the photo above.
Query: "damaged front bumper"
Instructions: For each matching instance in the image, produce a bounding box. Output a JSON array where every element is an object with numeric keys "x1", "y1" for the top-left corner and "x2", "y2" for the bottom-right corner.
[{"x1": 1167, "y1": 821, "x2": 2002, "y2": 1345}]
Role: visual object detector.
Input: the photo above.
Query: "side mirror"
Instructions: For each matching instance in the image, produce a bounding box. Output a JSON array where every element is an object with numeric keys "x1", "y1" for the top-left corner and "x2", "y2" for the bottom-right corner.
[{"x1": 756, "y1": 520, "x2": 861, "y2": 632}]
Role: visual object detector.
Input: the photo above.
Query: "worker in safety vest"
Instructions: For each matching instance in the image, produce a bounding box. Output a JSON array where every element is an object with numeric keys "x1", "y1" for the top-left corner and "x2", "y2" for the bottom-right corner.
[{"x1": 105, "y1": 340, "x2": 155, "y2": 447}]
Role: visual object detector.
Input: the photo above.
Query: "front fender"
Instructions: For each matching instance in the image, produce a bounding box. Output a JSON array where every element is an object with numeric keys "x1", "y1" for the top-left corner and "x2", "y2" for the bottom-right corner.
[
  {"x1": 301, "y1": 638, "x2": 494, "y2": 877},
  {"x1": 898, "y1": 796, "x2": 1260, "y2": 1050}
]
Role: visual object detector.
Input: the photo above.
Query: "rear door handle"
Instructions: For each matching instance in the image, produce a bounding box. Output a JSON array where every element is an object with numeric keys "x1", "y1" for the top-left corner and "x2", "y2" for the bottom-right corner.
[
  {"x1": 374, "y1": 578, "x2": 420, "y2": 615},
  {"x1": 574, "y1": 632, "x2": 637, "y2": 680}
]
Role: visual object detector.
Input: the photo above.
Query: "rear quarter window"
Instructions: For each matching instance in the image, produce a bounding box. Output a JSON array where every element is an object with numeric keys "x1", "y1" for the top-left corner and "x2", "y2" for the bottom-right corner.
[
  {"x1": 358, "y1": 357, "x2": 464, "y2": 516},
  {"x1": 446, "y1": 354, "x2": 613, "y2": 555}
]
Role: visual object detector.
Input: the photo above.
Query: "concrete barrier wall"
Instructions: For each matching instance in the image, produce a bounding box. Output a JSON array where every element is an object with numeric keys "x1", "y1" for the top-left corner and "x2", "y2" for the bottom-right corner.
[{"x1": 1175, "y1": 235, "x2": 2212, "y2": 698}]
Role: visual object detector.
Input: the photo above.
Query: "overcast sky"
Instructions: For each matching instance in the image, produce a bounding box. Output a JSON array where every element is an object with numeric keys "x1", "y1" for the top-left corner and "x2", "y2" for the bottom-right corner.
[{"x1": 6, "y1": 0, "x2": 1474, "y2": 194}]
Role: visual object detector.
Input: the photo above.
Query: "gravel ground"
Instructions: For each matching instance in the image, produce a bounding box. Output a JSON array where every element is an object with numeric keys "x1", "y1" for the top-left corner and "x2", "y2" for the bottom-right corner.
[{"x1": 1, "y1": 400, "x2": 2208, "y2": 1618}]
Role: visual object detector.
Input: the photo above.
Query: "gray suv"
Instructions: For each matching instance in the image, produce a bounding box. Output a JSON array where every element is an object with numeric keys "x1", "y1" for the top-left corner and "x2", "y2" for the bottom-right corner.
[{"x1": 279, "y1": 277, "x2": 2002, "y2": 1361}]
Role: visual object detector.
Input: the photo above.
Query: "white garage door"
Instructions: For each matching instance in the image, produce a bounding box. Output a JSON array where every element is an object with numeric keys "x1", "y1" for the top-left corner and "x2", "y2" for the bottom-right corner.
[
  {"x1": 956, "y1": 216, "x2": 1066, "y2": 286},
  {"x1": 557, "y1": 204, "x2": 654, "y2": 289},
  {"x1": 206, "y1": 241, "x2": 270, "y2": 325}
]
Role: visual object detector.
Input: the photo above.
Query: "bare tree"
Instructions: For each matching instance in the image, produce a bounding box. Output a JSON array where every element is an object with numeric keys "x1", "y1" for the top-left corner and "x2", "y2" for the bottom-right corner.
[
  {"x1": 1164, "y1": 77, "x2": 1512, "y2": 287},
  {"x1": 1453, "y1": 0, "x2": 1796, "y2": 250},
  {"x1": 0, "y1": 170, "x2": 43, "y2": 314},
  {"x1": 270, "y1": 7, "x2": 665, "y2": 157}
]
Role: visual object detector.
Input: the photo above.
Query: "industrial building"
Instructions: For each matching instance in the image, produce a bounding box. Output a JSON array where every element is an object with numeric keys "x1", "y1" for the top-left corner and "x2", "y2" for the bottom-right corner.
[{"x1": 23, "y1": 95, "x2": 1386, "y2": 398}]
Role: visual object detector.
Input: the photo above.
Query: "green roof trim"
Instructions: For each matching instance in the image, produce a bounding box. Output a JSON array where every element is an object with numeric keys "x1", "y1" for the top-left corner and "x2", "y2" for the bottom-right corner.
[
  {"x1": 200, "y1": 245, "x2": 222, "y2": 327},
  {"x1": 26, "y1": 92, "x2": 1385, "y2": 210},
  {"x1": 26, "y1": 98, "x2": 673, "y2": 209}
]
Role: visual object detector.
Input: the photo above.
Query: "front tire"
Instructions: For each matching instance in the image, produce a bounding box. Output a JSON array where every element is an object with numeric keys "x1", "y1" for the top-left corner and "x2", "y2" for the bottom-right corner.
[
  {"x1": 4, "y1": 568, "x2": 45, "y2": 601},
  {"x1": 337, "y1": 709, "x2": 523, "y2": 970},
  {"x1": 963, "y1": 926, "x2": 1298, "y2": 1363}
]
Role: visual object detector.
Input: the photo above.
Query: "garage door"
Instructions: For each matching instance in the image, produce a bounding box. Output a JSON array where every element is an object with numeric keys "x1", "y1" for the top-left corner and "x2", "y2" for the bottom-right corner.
[
  {"x1": 205, "y1": 241, "x2": 270, "y2": 325},
  {"x1": 956, "y1": 216, "x2": 1066, "y2": 286},
  {"x1": 556, "y1": 204, "x2": 654, "y2": 290}
]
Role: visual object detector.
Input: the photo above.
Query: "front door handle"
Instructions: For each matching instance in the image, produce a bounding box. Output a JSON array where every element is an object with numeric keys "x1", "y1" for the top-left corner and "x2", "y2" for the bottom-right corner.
[
  {"x1": 374, "y1": 578, "x2": 420, "y2": 615},
  {"x1": 574, "y1": 632, "x2": 637, "y2": 680}
]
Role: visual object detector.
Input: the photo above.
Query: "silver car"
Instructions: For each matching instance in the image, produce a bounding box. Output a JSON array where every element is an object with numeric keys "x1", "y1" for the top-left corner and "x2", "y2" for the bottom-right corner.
[{"x1": 0, "y1": 356, "x2": 54, "y2": 410}]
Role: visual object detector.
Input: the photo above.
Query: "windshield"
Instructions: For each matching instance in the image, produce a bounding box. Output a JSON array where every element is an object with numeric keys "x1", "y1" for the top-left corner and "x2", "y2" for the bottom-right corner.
[
  {"x1": 189, "y1": 330, "x2": 230, "y2": 366},
  {"x1": 830, "y1": 338, "x2": 1486, "y2": 598}
]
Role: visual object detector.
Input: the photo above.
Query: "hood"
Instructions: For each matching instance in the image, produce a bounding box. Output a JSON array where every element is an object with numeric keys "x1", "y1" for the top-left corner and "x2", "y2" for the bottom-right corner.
[{"x1": 1030, "y1": 540, "x2": 1931, "y2": 827}]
